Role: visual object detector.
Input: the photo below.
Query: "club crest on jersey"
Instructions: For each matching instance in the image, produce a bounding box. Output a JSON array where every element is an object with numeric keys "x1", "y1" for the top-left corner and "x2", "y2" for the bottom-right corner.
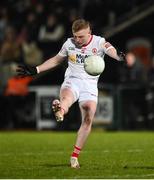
[{"x1": 92, "y1": 48, "x2": 97, "y2": 54}]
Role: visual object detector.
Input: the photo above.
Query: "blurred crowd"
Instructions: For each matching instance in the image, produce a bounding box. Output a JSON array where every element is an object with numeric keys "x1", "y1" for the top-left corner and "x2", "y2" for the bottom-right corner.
[
  {"x1": 0, "y1": 0, "x2": 81, "y2": 90},
  {"x1": 0, "y1": 0, "x2": 154, "y2": 130},
  {"x1": 0, "y1": 0, "x2": 153, "y2": 90}
]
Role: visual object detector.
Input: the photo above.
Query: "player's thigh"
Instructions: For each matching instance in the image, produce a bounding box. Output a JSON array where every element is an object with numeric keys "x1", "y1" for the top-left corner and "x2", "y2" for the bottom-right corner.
[
  {"x1": 61, "y1": 78, "x2": 80, "y2": 102},
  {"x1": 60, "y1": 87, "x2": 75, "y2": 104}
]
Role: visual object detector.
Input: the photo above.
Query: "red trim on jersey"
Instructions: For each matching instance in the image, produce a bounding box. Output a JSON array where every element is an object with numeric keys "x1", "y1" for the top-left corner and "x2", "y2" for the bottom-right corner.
[{"x1": 83, "y1": 35, "x2": 93, "y2": 47}]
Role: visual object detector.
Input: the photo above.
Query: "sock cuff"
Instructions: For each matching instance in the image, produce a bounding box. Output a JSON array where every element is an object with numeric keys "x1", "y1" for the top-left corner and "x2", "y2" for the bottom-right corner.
[
  {"x1": 71, "y1": 152, "x2": 79, "y2": 158},
  {"x1": 74, "y1": 145, "x2": 81, "y2": 151}
]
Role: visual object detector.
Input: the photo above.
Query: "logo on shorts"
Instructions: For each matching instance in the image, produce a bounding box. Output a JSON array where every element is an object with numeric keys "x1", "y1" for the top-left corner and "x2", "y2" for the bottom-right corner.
[{"x1": 91, "y1": 93, "x2": 97, "y2": 97}]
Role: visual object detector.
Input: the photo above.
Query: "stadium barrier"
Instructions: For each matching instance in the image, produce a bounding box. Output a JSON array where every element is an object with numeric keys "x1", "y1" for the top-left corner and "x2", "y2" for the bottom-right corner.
[{"x1": 1, "y1": 84, "x2": 153, "y2": 130}]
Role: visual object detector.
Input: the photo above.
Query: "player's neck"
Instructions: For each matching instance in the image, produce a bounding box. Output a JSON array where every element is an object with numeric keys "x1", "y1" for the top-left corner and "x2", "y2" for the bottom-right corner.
[{"x1": 82, "y1": 35, "x2": 93, "y2": 47}]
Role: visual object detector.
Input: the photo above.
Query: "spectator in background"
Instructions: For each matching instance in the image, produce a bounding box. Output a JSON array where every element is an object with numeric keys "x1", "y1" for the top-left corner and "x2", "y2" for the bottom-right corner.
[
  {"x1": 1, "y1": 26, "x2": 22, "y2": 63},
  {"x1": 20, "y1": 11, "x2": 40, "y2": 43},
  {"x1": 35, "y1": 2, "x2": 46, "y2": 28},
  {"x1": 22, "y1": 40, "x2": 43, "y2": 66},
  {"x1": 0, "y1": 7, "x2": 9, "y2": 43},
  {"x1": 38, "y1": 13, "x2": 65, "y2": 59},
  {"x1": 0, "y1": 26, "x2": 23, "y2": 88},
  {"x1": 118, "y1": 52, "x2": 147, "y2": 129},
  {"x1": 18, "y1": 10, "x2": 43, "y2": 66},
  {"x1": 64, "y1": 8, "x2": 79, "y2": 37},
  {"x1": 119, "y1": 52, "x2": 147, "y2": 84}
]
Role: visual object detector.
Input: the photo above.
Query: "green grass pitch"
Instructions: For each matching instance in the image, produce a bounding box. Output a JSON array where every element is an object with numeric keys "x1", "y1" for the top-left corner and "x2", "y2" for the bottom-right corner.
[{"x1": 0, "y1": 131, "x2": 154, "y2": 179}]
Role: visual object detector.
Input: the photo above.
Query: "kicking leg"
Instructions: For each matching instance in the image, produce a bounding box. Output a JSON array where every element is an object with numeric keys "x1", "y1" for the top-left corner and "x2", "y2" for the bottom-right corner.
[{"x1": 52, "y1": 88, "x2": 75, "y2": 121}]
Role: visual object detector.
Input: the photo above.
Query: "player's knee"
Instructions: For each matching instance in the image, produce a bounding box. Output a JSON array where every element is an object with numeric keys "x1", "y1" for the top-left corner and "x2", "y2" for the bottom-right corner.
[
  {"x1": 81, "y1": 103, "x2": 96, "y2": 128},
  {"x1": 82, "y1": 115, "x2": 93, "y2": 129},
  {"x1": 82, "y1": 102, "x2": 96, "y2": 115}
]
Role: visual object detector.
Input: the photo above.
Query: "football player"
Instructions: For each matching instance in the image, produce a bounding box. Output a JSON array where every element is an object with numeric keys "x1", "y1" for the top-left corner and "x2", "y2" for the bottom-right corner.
[{"x1": 17, "y1": 19, "x2": 125, "y2": 169}]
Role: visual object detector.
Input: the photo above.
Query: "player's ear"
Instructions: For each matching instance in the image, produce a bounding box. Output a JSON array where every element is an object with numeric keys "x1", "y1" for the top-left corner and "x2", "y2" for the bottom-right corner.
[
  {"x1": 87, "y1": 25, "x2": 92, "y2": 34},
  {"x1": 88, "y1": 29, "x2": 92, "y2": 35}
]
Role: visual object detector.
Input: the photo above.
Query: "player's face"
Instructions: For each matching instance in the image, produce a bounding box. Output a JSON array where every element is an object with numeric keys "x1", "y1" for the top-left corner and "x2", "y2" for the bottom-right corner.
[{"x1": 73, "y1": 27, "x2": 91, "y2": 47}]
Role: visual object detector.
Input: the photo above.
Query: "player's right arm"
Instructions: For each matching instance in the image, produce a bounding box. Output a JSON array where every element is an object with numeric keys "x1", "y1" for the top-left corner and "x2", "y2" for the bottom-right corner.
[
  {"x1": 16, "y1": 54, "x2": 65, "y2": 76},
  {"x1": 17, "y1": 39, "x2": 69, "y2": 77},
  {"x1": 38, "y1": 39, "x2": 69, "y2": 73},
  {"x1": 37, "y1": 54, "x2": 65, "y2": 73}
]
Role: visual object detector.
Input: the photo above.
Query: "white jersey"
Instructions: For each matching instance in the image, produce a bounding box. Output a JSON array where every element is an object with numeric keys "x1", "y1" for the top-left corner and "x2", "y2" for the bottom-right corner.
[{"x1": 58, "y1": 35, "x2": 111, "y2": 82}]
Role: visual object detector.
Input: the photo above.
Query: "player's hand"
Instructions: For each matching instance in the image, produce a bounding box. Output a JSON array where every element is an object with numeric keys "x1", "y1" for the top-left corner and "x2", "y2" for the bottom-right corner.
[
  {"x1": 16, "y1": 64, "x2": 37, "y2": 77},
  {"x1": 117, "y1": 50, "x2": 125, "y2": 61}
]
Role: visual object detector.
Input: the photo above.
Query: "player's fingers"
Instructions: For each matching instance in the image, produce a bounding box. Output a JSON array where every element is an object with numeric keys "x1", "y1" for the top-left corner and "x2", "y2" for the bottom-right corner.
[
  {"x1": 16, "y1": 64, "x2": 27, "y2": 71},
  {"x1": 16, "y1": 68, "x2": 27, "y2": 76},
  {"x1": 16, "y1": 66, "x2": 23, "y2": 71},
  {"x1": 17, "y1": 65, "x2": 26, "y2": 69},
  {"x1": 16, "y1": 69, "x2": 25, "y2": 74}
]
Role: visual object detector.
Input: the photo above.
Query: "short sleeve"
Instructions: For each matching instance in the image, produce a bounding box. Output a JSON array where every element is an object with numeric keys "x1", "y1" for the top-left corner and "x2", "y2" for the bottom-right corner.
[
  {"x1": 100, "y1": 38, "x2": 114, "y2": 53},
  {"x1": 58, "y1": 40, "x2": 68, "y2": 57}
]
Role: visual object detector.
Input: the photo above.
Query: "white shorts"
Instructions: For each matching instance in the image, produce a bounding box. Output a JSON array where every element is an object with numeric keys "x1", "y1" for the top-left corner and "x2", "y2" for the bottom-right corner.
[{"x1": 61, "y1": 76, "x2": 98, "y2": 103}]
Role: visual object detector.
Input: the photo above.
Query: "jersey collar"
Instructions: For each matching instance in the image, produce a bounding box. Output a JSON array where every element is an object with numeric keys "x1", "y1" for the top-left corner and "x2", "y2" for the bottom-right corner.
[{"x1": 82, "y1": 35, "x2": 93, "y2": 47}]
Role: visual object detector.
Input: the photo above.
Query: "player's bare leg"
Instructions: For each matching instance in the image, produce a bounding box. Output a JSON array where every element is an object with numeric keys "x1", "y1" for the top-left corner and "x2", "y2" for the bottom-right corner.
[
  {"x1": 52, "y1": 88, "x2": 75, "y2": 121},
  {"x1": 70, "y1": 101, "x2": 97, "y2": 168},
  {"x1": 77, "y1": 101, "x2": 97, "y2": 147}
]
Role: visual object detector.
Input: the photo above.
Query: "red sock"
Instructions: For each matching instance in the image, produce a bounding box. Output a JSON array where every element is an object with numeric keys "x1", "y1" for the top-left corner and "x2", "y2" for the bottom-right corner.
[{"x1": 71, "y1": 145, "x2": 81, "y2": 158}]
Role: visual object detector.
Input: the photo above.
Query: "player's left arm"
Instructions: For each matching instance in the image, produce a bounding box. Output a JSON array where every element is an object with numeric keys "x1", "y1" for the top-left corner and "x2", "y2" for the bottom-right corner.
[{"x1": 102, "y1": 42, "x2": 125, "y2": 61}]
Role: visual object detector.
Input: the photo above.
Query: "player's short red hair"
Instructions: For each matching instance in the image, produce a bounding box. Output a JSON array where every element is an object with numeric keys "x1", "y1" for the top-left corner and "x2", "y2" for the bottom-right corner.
[{"x1": 72, "y1": 19, "x2": 91, "y2": 33}]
